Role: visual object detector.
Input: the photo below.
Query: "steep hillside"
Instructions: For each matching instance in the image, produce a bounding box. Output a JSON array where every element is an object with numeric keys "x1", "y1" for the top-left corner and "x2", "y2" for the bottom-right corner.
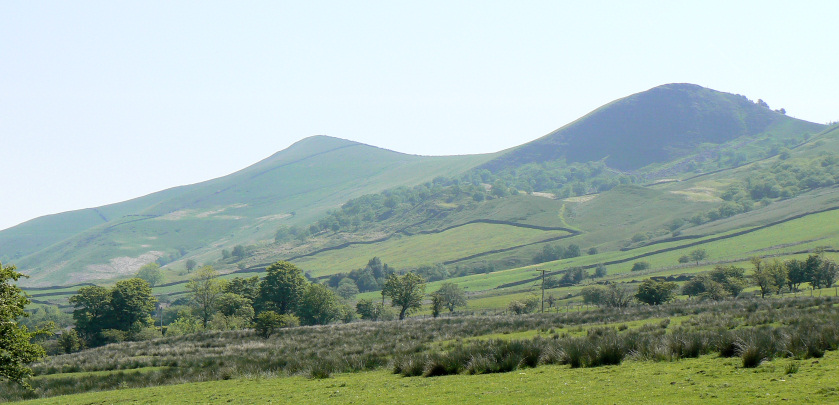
[
  {"x1": 483, "y1": 83, "x2": 824, "y2": 172},
  {"x1": 6, "y1": 136, "x2": 492, "y2": 286}
]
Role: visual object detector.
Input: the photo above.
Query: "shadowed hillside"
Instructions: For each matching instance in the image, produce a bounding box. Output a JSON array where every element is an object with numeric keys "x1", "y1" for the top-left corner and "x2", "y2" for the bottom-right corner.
[{"x1": 483, "y1": 83, "x2": 824, "y2": 171}]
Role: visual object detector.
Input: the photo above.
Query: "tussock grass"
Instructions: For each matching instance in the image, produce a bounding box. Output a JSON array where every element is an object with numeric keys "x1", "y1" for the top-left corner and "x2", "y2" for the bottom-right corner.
[{"x1": 4, "y1": 296, "x2": 839, "y2": 401}]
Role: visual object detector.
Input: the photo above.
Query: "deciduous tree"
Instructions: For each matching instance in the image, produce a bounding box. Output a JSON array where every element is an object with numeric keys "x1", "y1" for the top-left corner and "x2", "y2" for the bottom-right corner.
[
  {"x1": 110, "y1": 278, "x2": 157, "y2": 332},
  {"x1": 382, "y1": 273, "x2": 426, "y2": 320},
  {"x1": 186, "y1": 266, "x2": 226, "y2": 328},
  {"x1": 69, "y1": 285, "x2": 114, "y2": 345},
  {"x1": 256, "y1": 261, "x2": 308, "y2": 315},
  {"x1": 635, "y1": 279, "x2": 677, "y2": 305},
  {"x1": 298, "y1": 283, "x2": 340, "y2": 325},
  {"x1": 0, "y1": 262, "x2": 46, "y2": 388},
  {"x1": 136, "y1": 262, "x2": 163, "y2": 287},
  {"x1": 432, "y1": 282, "x2": 467, "y2": 313}
]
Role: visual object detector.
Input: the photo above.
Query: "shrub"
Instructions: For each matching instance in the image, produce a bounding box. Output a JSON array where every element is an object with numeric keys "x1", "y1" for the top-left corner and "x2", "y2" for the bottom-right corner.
[
  {"x1": 255, "y1": 311, "x2": 299, "y2": 338},
  {"x1": 631, "y1": 262, "x2": 650, "y2": 272}
]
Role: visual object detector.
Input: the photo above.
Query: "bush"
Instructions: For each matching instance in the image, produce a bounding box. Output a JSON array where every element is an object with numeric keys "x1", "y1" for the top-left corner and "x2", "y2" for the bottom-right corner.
[
  {"x1": 631, "y1": 262, "x2": 650, "y2": 272},
  {"x1": 255, "y1": 311, "x2": 299, "y2": 338}
]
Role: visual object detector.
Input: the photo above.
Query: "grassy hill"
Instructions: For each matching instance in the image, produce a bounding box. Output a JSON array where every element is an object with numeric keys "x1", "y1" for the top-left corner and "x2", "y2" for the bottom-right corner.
[
  {"x1": 4, "y1": 136, "x2": 492, "y2": 286},
  {"x1": 482, "y1": 83, "x2": 824, "y2": 171}
]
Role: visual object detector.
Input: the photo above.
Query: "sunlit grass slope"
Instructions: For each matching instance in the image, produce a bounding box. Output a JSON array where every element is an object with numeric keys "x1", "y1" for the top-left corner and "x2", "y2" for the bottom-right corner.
[
  {"x1": 21, "y1": 351, "x2": 839, "y2": 404},
  {"x1": 8, "y1": 136, "x2": 492, "y2": 286}
]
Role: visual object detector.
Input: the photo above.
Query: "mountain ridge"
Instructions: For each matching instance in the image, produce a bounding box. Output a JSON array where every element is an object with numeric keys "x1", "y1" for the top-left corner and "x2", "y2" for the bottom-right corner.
[{"x1": 482, "y1": 83, "x2": 824, "y2": 171}]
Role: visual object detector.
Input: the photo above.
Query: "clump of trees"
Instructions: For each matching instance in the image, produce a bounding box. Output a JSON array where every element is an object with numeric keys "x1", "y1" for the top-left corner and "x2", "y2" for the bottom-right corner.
[
  {"x1": 326, "y1": 257, "x2": 395, "y2": 294},
  {"x1": 533, "y1": 244, "x2": 581, "y2": 264},
  {"x1": 635, "y1": 279, "x2": 678, "y2": 305},
  {"x1": 681, "y1": 265, "x2": 747, "y2": 300},
  {"x1": 580, "y1": 284, "x2": 632, "y2": 308},
  {"x1": 749, "y1": 254, "x2": 836, "y2": 297},
  {"x1": 507, "y1": 296, "x2": 541, "y2": 314},
  {"x1": 69, "y1": 278, "x2": 157, "y2": 347}
]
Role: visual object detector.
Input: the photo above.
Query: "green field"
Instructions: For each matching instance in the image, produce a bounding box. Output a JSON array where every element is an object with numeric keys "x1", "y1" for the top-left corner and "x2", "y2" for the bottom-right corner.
[
  {"x1": 293, "y1": 223, "x2": 571, "y2": 277},
  {"x1": 18, "y1": 342, "x2": 839, "y2": 404}
]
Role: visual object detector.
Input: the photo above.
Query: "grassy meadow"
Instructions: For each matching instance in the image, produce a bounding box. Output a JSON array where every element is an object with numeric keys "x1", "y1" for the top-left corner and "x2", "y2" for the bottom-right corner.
[
  {"x1": 19, "y1": 353, "x2": 839, "y2": 404},
  {"x1": 6, "y1": 296, "x2": 839, "y2": 403}
]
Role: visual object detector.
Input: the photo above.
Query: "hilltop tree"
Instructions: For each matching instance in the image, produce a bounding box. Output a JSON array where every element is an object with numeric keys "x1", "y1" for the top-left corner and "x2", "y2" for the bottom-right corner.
[
  {"x1": 256, "y1": 261, "x2": 308, "y2": 315},
  {"x1": 136, "y1": 262, "x2": 163, "y2": 287},
  {"x1": 1, "y1": 262, "x2": 46, "y2": 388},
  {"x1": 382, "y1": 273, "x2": 426, "y2": 320},
  {"x1": 232, "y1": 245, "x2": 246, "y2": 260}
]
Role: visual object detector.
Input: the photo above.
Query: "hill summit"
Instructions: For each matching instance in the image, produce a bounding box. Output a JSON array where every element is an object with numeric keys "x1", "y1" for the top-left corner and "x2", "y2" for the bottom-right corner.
[{"x1": 483, "y1": 83, "x2": 821, "y2": 171}]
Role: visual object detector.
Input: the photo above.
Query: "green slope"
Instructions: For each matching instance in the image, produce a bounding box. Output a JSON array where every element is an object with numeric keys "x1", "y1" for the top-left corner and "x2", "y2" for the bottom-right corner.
[
  {"x1": 6, "y1": 136, "x2": 492, "y2": 286},
  {"x1": 483, "y1": 83, "x2": 824, "y2": 171}
]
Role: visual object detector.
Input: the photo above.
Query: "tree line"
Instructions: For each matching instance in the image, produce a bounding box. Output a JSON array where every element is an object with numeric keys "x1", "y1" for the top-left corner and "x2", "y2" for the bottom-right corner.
[{"x1": 577, "y1": 253, "x2": 838, "y2": 308}]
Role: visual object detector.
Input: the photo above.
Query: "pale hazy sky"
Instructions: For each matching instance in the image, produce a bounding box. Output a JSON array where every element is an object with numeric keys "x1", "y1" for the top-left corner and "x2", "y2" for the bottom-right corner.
[{"x1": 2, "y1": 1, "x2": 837, "y2": 231}]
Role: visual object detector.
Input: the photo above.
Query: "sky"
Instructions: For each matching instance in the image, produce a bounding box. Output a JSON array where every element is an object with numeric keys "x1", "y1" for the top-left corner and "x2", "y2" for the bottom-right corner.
[{"x1": 1, "y1": 1, "x2": 837, "y2": 231}]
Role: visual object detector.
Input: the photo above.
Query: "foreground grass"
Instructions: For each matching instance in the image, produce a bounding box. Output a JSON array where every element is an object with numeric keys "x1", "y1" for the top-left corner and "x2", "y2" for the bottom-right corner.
[{"x1": 22, "y1": 352, "x2": 839, "y2": 404}]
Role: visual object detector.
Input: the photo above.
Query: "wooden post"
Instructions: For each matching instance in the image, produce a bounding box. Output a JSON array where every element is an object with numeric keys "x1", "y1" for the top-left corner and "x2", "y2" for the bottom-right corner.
[{"x1": 541, "y1": 269, "x2": 546, "y2": 313}]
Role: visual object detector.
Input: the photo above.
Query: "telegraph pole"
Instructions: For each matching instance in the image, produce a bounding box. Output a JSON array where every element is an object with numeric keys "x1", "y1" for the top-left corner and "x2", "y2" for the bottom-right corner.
[{"x1": 541, "y1": 269, "x2": 546, "y2": 313}]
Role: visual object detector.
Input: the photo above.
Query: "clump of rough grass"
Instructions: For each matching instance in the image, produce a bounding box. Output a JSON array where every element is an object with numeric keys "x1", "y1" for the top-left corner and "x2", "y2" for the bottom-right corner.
[{"x1": 4, "y1": 296, "x2": 839, "y2": 401}]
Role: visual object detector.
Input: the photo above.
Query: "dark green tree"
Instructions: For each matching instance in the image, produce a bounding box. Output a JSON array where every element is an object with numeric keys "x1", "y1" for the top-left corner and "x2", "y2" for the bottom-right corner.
[
  {"x1": 69, "y1": 285, "x2": 114, "y2": 345},
  {"x1": 232, "y1": 245, "x2": 246, "y2": 259},
  {"x1": 186, "y1": 266, "x2": 225, "y2": 328},
  {"x1": 635, "y1": 279, "x2": 677, "y2": 305},
  {"x1": 136, "y1": 262, "x2": 163, "y2": 287},
  {"x1": 185, "y1": 259, "x2": 197, "y2": 273},
  {"x1": 256, "y1": 261, "x2": 308, "y2": 315},
  {"x1": 709, "y1": 265, "x2": 747, "y2": 297},
  {"x1": 356, "y1": 298, "x2": 382, "y2": 321},
  {"x1": 1, "y1": 262, "x2": 46, "y2": 388},
  {"x1": 689, "y1": 248, "x2": 708, "y2": 265},
  {"x1": 297, "y1": 284, "x2": 341, "y2": 325},
  {"x1": 382, "y1": 273, "x2": 426, "y2": 320},
  {"x1": 432, "y1": 282, "x2": 467, "y2": 313},
  {"x1": 224, "y1": 275, "x2": 260, "y2": 303},
  {"x1": 110, "y1": 278, "x2": 157, "y2": 332},
  {"x1": 786, "y1": 259, "x2": 808, "y2": 292},
  {"x1": 254, "y1": 311, "x2": 299, "y2": 338}
]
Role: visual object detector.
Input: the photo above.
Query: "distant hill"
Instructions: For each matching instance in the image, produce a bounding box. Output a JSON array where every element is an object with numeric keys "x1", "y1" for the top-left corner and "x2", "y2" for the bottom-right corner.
[
  {"x1": 3, "y1": 136, "x2": 491, "y2": 285},
  {"x1": 482, "y1": 83, "x2": 824, "y2": 171}
]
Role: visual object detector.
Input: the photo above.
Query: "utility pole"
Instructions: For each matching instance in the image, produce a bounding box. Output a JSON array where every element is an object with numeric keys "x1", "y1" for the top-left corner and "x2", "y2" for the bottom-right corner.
[{"x1": 541, "y1": 269, "x2": 546, "y2": 313}]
